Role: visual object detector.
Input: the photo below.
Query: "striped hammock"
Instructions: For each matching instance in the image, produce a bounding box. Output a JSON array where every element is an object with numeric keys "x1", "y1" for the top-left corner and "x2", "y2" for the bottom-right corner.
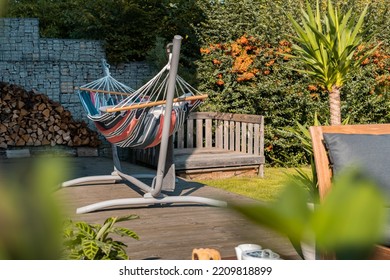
[{"x1": 78, "y1": 59, "x2": 206, "y2": 149}]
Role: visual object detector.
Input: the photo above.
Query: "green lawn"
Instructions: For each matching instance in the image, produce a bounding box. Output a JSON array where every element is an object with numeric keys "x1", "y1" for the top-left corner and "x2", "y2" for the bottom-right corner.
[{"x1": 198, "y1": 167, "x2": 311, "y2": 202}]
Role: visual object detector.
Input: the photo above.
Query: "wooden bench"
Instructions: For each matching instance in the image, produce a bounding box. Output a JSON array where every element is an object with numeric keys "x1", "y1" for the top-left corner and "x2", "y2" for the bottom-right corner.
[{"x1": 134, "y1": 112, "x2": 265, "y2": 178}]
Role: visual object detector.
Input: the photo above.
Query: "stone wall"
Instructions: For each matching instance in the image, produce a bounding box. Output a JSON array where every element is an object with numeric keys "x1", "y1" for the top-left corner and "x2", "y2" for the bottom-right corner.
[{"x1": 0, "y1": 18, "x2": 153, "y2": 123}]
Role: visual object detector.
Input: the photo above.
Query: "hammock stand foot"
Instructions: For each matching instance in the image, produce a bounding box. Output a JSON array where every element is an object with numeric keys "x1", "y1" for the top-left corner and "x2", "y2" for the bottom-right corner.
[
  {"x1": 61, "y1": 174, "x2": 122, "y2": 187},
  {"x1": 76, "y1": 195, "x2": 228, "y2": 214},
  {"x1": 60, "y1": 173, "x2": 156, "y2": 188}
]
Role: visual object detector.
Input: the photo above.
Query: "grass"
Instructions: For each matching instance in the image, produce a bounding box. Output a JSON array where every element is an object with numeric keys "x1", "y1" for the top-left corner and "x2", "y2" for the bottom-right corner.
[{"x1": 198, "y1": 166, "x2": 311, "y2": 202}]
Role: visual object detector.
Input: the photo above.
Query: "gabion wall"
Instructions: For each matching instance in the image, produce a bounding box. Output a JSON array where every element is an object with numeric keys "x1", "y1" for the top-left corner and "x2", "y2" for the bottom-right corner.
[{"x1": 0, "y1": 18, "x2": 153, "y2": 123}]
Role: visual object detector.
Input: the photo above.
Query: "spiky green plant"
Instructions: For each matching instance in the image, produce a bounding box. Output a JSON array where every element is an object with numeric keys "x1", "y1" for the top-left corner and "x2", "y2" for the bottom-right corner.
[
  {"x1": 63, "y1": 215, "x2": 139, "y2": 260},
  {"x1": 287, "y1": 0, "x2": 380, "y2": 125},
  {"x1": 282, "y1": 113, "x2": 350, "y2": 203}
]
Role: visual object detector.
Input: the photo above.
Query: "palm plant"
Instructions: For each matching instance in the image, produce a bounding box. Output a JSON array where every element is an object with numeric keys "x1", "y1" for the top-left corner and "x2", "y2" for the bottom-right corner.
[{"x1": 287, "y1": 0, "x2": 380, "y2": 125}]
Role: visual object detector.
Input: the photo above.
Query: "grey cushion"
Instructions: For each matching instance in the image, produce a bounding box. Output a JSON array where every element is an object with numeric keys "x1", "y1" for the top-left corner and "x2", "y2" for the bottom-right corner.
[{"x1": 323, "y1": 133, "x2": 390, "y2": 198}]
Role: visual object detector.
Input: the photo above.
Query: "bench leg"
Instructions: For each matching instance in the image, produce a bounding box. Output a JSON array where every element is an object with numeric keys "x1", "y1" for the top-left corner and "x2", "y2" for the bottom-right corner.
[{"x1": 258, "y1": 163, "x2": 264, "y2": 178}]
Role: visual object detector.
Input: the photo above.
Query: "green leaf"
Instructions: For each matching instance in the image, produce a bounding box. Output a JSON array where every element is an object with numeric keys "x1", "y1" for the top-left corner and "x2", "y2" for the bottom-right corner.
[
  {"x1": 115, "y1": 215, "x2": 139, "y2": 223},
  {"x1": 96, "y1": 222, "x2": 112, "y2": 241},
  {"x1": 349, "y1": 5, "x2": 369, "y2": 45},
  {"x1": 75, "y1": 222, "x2": 96, "y2": 239},
  {"x1": 67, "y1": 251, "x2": 84, "y2": 260},
  {"x1": 103, "y1": 217, "x2": 116, "y2": 226},
  {"x1": 112, "y1": 240, "x2": 127, "y2": 249},
  {"x1": 115, "y1": 249, "x2": 129, "y2": 260},
  {"x1": 81, "y1": 240, "x2": 99, "y2": 260},
  {"x1": 113, "y1": 227, "x2": 140, "y2": 240},
  {"x1": 95, "y1": 240, "x2": 112, "y2": 257}
]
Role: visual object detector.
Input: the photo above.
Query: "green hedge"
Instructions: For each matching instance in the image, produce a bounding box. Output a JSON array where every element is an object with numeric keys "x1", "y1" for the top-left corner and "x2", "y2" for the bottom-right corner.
[{"x1": 193, "y1": 0, "x2": 389, "y2": 166}]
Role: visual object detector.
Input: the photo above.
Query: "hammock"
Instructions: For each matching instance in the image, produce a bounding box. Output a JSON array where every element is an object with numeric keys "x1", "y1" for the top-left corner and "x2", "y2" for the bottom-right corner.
[
  {"x1": 62, "y1": 36, "x2": 225, "y2": 214},
  {"x1": 78, "y1": 59, "x2": 206, "y2": 149}
]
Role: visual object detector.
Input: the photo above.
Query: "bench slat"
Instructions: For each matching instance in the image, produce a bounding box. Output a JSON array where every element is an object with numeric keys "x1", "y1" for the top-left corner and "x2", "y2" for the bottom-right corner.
[
  {"x1": 196, "y1": 118, "x2": 203, "y2": 148},
  {"x1": 229, "y1": 121, "x2": 235, "y2": 151},
  {"x1": 186, "y1": 118, "x2": 194, "y2": 148},
  {"x1": 177, "y1": 120, "x2": 185, "y2": 149},
  {"x1": 216, "y1": 120, "x2": 223, "y2": 149},
  {"x1": 248, "y1": 123, "x2": 253, "y2": 154},
  {"x1": 254, "y1": 123, "x2": 260, "y2": 156},
  {"x1": 205, "y1": 118, "x2": 212, "y2": 148},
  {"x1": 241, "y1": 122, "x2": 247, "y2": 153},
  {"x1": 224, "y1": 120, "x2": 229, "y2": 149}
]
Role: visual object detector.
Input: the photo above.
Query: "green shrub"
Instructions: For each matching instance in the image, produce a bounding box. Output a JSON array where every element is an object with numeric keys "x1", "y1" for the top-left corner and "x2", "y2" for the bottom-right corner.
[
  {"x1": 7, "y1": 0, "x2": 164, "y2": 63},
  {"x1": 193, "y1": 0, "x2": 389, "y2": 166}
]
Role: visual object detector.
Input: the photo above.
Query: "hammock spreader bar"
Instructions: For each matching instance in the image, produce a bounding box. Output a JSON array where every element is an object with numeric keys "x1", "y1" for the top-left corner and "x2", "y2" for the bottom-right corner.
[
  {"x1": 100, "y1": 94, "x2": 208, "y2": 113},
  {"x1": 78, "y1": 87, "x2": 134, "y2": 96}
]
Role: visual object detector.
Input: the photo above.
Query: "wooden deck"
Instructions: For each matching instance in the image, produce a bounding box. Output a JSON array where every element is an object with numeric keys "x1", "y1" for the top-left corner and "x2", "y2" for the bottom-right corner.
[{"x1": 55, "y1": 157, "x2": 299, "y2": 260}]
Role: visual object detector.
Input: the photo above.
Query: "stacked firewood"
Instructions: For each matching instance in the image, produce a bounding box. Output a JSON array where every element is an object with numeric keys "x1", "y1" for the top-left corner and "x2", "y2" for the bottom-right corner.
[{"x1": 0, "y1": 82, "x2": 101, "y2": 149}]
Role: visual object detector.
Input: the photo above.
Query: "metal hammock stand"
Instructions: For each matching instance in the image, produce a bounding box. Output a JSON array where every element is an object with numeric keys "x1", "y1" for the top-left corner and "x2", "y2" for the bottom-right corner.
[{"x1": 61, "y1": 36, "x2": 227, "y2": 214}]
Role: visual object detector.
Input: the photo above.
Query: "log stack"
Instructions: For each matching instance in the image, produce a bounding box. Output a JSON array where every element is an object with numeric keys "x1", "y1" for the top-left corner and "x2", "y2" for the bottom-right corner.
[{"x1": 0, "y1": 82, "x2": 101, "y2": 149}]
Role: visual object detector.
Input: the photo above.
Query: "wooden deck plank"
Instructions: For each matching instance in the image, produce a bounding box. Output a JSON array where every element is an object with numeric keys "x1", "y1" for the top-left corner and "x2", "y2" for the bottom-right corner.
[{"x1": 53, "y1": 157, "x2": 299, "y2": 260}]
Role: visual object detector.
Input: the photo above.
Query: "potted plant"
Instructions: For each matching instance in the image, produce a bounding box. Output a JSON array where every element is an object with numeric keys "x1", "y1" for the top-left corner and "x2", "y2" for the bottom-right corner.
[{"x1": 62, "y1": 215, "x2": 139, "y2": 260}]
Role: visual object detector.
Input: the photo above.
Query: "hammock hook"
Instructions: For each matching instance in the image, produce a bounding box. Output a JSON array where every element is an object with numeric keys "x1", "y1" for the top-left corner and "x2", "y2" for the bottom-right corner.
[
  {"x1": 166, "y1": 42, "x2": 174, "y2": 70},
  {"x1": 101, "y1": 59, "x2": 111, "y2": 77}
]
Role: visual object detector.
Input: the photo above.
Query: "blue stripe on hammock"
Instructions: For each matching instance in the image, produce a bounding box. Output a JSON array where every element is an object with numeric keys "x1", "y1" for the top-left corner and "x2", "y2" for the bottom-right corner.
[{"x1": 79, "y1": 91, "x2": 100, "y2": 116}]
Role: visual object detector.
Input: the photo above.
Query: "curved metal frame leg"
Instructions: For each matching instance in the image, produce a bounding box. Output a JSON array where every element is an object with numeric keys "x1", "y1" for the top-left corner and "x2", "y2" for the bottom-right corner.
[
  {"x1": 76, "y1": 195, "x2": 227, "y2": 214},
  {"x1": 61, "y1": 174, "x2": 122, "y2": 187}
]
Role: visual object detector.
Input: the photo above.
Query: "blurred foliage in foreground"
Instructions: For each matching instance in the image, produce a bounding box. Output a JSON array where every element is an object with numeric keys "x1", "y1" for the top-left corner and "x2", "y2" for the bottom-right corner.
[
  {"x1": 233, "y1": 167, "x2": 388, "y2": 259},
  {"x1": 0, "y1": 158, "x2": 66, "y2": 259}
]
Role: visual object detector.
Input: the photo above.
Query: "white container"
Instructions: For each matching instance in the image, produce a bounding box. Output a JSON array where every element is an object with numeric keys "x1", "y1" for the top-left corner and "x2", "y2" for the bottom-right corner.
[
  {"x1": 242, "y1": 249, "x2": 280, "y2": 260},
  {"x1": 235, "y1": 244, "x2": 262, "y2": 260}
]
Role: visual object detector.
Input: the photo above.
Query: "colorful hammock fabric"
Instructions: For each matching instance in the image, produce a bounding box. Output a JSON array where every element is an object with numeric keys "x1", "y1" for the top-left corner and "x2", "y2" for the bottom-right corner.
[{"x1": 78, "y1": 59, "x2": 204, "y2": 149}]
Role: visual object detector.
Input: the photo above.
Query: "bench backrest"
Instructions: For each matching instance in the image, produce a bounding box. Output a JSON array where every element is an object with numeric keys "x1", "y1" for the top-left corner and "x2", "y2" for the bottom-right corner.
[
  {"x1": 309, "y1": 123, "x2": 390, "y2": 201},
  {"x1": 174, "y1": 112, "x2": 264, "y2": 156}
]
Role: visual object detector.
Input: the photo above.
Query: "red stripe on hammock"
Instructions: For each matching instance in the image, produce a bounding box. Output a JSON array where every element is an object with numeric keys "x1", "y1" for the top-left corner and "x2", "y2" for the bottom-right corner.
[
  {"x1": 145, "y1": 110, "x2": 177, "y2": 149},
  {"x1": 106, "y1": 117, "x2": 140, "y2": 143},
  {"x1": 94, "y1": 110, "x2": 132, "y2": 135}
]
